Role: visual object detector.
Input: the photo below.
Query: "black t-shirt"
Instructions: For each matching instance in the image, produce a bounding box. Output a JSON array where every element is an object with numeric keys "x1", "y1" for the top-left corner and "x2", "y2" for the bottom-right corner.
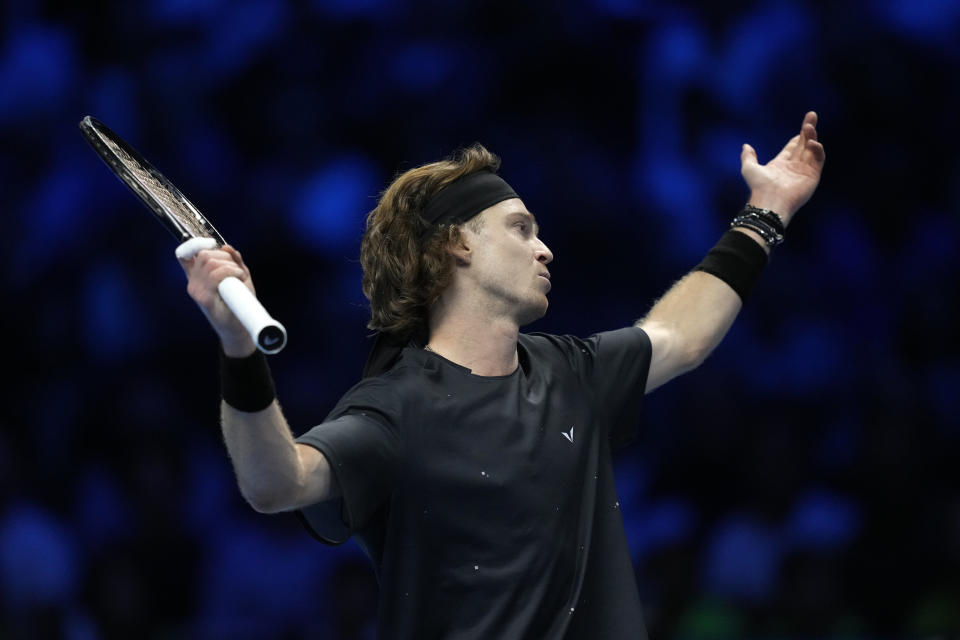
[{"x1": 296, "y1": 327, "x2": 652, "y2": 639}]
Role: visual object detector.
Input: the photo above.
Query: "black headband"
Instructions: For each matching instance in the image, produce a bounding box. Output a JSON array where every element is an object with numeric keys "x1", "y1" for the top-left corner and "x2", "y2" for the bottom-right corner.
[{"x1": 421, "y1": 169, "x2": 519, "y2": 229}]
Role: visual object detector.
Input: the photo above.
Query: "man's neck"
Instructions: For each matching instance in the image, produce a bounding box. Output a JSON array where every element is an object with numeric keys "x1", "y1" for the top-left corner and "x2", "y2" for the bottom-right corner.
[{"x1": 426, "y1": 306, "x2": 520, "y2": 377}]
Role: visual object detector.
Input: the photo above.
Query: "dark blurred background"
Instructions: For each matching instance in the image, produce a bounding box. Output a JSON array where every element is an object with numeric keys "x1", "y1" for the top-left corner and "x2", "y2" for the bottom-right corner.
[{"x1": 2, "y1": 0, "x2": 959, "y2": 638}]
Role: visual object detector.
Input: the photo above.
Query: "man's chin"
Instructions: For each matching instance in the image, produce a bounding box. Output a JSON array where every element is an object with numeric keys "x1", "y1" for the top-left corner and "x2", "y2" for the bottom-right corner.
[{"x1": 517, "y1": 299, "x2": 549, "y2": 327}]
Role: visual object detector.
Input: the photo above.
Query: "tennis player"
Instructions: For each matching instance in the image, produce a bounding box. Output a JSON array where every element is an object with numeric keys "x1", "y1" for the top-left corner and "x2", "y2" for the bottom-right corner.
[{"x1": 180, "y1": 112, "x2": 824, "y2": 638}]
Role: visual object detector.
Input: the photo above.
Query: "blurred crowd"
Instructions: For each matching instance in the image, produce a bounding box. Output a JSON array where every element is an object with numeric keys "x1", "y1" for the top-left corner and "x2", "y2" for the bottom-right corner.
[{"x1": 3, "y1": 0, "x2": 959, "y2": 637}]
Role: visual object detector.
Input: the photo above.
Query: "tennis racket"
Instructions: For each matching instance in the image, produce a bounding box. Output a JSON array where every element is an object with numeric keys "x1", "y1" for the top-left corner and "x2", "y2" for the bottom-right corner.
[{"x1": 79, "y1": 115, "x2": 287, "y2": 354}]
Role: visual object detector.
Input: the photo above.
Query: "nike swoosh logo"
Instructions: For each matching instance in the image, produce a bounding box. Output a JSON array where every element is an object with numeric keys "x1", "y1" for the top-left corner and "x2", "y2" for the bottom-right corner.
[
  {"x1": 263, "y1": 334, "x2": 280, "y2": 346},
  {"x1": 561, "y1": 426, "x2": 574, "y2": 443}
]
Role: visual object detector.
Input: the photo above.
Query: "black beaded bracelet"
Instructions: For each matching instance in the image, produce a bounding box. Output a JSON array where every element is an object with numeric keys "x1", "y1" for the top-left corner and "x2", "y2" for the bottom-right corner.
[
  {"x1": 219, "y1": 345, "x2": 277, "y2": 412},
  {"x1": 694, "y1": 229, "x2": 769, "y2": 302},
  {"x1": 743, "y1": 204, "x2": 785, "y2": 233},
  {"x1": 731, "y1": 215, "x2": 783, "y2": 247},
  {"x1": 731, "y1": 204, "x2": 785, "y2": 247}
]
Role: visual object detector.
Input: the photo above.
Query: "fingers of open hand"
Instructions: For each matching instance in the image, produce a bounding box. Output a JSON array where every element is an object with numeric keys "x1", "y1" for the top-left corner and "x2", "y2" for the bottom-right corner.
[
  {"x1": 800, "y1": 122, "x2": 825, "y2": 166},
  {"x1": 740, "y1": 143, "x2": 759, "y2": 177},
  {"x1": 798, "y1": 112, "x2": 823, "y2": 161},
  {"x1": 806, "y1": 138, "x2": 826, "y2": 165}
]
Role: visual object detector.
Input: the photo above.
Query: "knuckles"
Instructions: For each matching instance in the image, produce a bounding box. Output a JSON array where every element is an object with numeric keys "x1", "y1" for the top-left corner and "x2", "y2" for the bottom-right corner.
[{"x1": 185, "y1": 248, "x2": 252, "y2": 306}]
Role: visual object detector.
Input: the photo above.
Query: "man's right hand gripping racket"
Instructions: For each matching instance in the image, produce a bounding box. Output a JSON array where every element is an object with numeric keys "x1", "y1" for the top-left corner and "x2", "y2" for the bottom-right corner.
[{"x1": 79, "y1": 116, "x2": 287, "y2": 354}]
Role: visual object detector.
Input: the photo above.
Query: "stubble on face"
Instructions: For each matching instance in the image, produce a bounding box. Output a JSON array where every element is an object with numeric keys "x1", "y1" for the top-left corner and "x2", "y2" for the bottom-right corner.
[{"x1": 462, "y1": 202, "x2": 551, "y2": 327}]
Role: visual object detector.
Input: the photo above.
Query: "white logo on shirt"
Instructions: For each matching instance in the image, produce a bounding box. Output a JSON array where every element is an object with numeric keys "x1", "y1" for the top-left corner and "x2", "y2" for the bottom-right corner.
[{"x1": 561, "y1": 426, "x2": 575, "y2": 443}]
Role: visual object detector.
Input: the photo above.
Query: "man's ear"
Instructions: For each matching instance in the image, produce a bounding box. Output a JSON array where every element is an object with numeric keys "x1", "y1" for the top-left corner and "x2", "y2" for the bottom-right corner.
[{"x1": 447, "y1": 231, "x2": 472, "y2": 266}]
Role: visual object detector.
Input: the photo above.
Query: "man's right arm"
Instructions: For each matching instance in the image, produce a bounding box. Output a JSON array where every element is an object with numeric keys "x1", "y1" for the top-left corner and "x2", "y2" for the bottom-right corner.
[
  {"x1": 221, "y1": 400, "x2": 340, "y2": 513},
  {"x1": 179, "y1": 243, "x2": 339, "y2": 513}
]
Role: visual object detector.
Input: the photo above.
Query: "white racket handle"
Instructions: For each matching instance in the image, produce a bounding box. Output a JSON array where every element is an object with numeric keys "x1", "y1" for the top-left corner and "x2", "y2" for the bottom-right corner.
[{"x1": 217, "y1": 276, "x2": 287, "y2": 354}]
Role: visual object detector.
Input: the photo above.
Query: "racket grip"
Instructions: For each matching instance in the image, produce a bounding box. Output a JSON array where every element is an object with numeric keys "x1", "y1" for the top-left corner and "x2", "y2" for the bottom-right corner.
[{"x1": 217, "y1": 276, "x2": 287, "y2": 354}]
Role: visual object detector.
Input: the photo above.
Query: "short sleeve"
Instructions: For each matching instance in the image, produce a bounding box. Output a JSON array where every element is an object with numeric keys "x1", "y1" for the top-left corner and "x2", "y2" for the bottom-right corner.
[
  {"x1": 295, "y1": 378, "x2": 403, "y2": 544},
  {"x1": 585, "y1": 326, "x2": 652, "y2": 448}
]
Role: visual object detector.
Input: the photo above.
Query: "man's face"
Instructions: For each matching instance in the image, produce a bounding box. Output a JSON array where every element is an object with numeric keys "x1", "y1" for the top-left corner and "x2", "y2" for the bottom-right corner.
[{"x1": 456, "y1": 198, "x2": 554, "y2": 326}]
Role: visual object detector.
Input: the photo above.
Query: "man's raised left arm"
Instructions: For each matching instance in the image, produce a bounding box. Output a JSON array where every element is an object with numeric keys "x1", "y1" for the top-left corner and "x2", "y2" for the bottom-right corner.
[{"x1": 637, "y1": 111, "x2": 826, "y2": 393}]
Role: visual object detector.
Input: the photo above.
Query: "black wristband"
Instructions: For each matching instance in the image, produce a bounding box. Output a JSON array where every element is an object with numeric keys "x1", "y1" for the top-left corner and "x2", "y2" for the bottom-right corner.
[
  {"x1": 219, "y1": 345, "x2": 277, "y2": 412},
  {"x1": 694, "y1": 229, "x2": 769, "y2": 302}
]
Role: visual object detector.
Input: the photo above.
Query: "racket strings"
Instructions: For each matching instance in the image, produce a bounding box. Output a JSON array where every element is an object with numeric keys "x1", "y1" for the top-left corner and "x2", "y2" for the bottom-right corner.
[{"x1": 103, "y1": 134, "x2": 216, "y2": 240}]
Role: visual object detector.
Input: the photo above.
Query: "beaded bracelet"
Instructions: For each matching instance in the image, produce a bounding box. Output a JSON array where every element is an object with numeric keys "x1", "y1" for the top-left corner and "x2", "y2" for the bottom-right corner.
[{"x1": 731, "y1": 204, "x2": 785, "y2": 247}]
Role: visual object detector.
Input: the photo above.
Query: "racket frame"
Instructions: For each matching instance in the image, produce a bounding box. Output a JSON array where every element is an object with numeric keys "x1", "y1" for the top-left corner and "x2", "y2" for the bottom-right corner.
[
  {"x1": 78, "y1": 115, "x2": 286, "y2": 354},
  {"x1": 79, "y1": 116, "x2": 226, "y2": 245}
]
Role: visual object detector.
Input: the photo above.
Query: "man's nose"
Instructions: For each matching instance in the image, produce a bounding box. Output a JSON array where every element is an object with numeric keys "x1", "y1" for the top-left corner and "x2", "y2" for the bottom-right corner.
[{"x1": 535, "y1": 239, "x2": 553, "y2": 264}]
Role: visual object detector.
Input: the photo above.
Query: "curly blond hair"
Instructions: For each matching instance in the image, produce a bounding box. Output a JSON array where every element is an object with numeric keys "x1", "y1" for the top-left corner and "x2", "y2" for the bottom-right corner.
[{"x1": 360, "y1": 144, "x2": 500, "y2": 337}]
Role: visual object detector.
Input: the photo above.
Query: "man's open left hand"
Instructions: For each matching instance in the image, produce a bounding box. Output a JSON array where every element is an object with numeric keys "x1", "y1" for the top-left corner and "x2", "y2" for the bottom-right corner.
[{"x1": 740, "y1": 111, "x2": 826, "y2": 225}]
